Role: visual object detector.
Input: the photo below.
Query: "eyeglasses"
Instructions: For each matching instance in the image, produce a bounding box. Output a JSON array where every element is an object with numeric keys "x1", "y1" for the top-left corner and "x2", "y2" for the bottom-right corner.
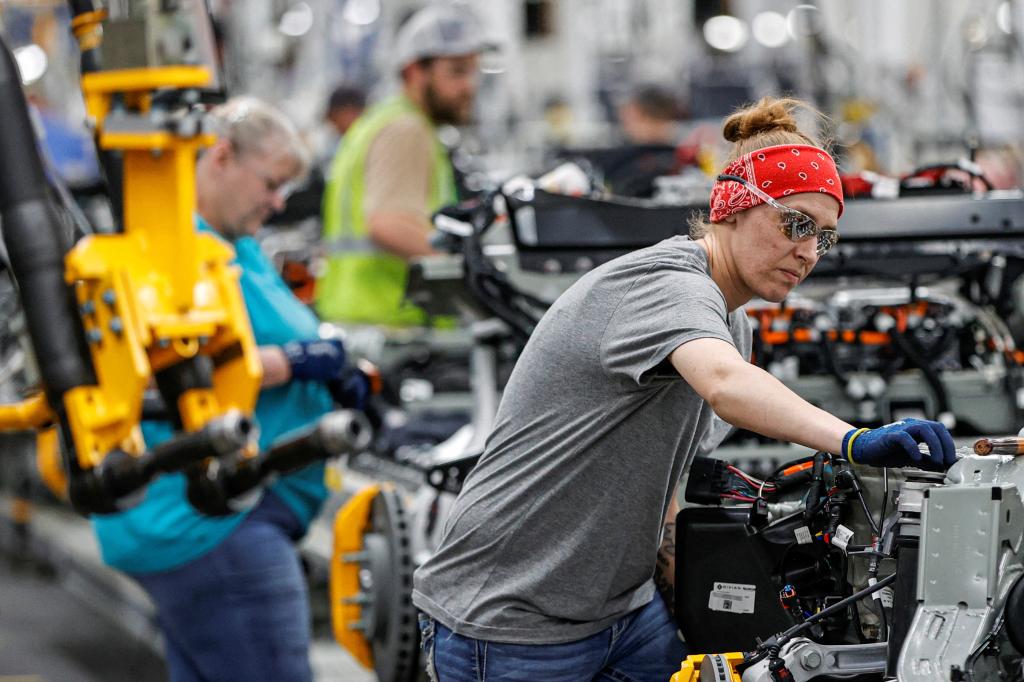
[
  {"x1": 229, "y1": 143, "x2": 299, "y2": 200},
  {"x1": 717, "y1": 174, "x2": 839, "y2": 256},
  {"x1": 242, "y1": 160, "x2": 298, "y2": 201}
]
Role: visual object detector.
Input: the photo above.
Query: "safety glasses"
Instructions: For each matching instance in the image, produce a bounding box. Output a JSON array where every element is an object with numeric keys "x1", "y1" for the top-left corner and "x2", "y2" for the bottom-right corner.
[{"x1": 717, "y1": 174, "x2": 839, "y2": 256}]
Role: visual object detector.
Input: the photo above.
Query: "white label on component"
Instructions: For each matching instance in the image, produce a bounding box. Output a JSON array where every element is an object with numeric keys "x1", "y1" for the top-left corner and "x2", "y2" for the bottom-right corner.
[
  {"x1": 708, "y1": 581, "x2": 756, "y2": 614},
  {"x1": 831, "y1": 524, "x2": 855, "y2": 551},
  {"x1": 794, "y1": 526, "x2": 813, "y2": 545},
  {"x1": 879, "y1": 587, "x2": 894, "y2": 608}
]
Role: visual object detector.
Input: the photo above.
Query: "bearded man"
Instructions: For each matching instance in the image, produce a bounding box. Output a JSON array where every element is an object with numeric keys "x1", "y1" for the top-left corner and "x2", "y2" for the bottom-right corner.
[{"x1": 316, "y1": 5, "x2": 490, "y2": 326}]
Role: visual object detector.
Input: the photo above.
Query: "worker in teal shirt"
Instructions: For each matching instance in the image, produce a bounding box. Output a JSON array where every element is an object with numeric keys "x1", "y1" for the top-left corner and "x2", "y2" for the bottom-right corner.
[{"x1": 92, "y1": 97, "x2": 366, "y2": 682}]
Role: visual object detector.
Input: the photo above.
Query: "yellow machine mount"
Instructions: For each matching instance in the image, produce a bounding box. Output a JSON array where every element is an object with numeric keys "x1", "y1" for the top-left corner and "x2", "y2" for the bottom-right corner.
[{"x1": 0, "y1": 48, "x2": 261, "y2": 514}]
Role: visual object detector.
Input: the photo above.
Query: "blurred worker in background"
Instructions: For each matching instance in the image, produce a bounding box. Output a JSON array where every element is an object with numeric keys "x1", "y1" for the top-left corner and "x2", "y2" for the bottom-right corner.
[
  {"x1": 315, "y1": 4, "x2": 491, "y2": 326},
  {"x1": 413, "y1": 97, "x2": 956, "y2": 679},
  {"x1": 325, "y1": 83, "x2": 367, "y2": 138},
  {"x1": 311, "y1": 84, "x2": 367, "y2": 174},
  {"x1": 597, "y1": 83, "x2": 686, "y2": 197},
  {"x1": 92, "y1": 97, "x2": 370, "y2": 682},
  {"x1": 617, "y1": 83, "x2": 685, "y2": 146}
]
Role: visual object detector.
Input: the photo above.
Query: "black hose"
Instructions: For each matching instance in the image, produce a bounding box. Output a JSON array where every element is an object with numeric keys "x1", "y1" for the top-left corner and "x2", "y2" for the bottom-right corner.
[
  {"x1": 744, "y1": 573, "x2": 898, "y2": 668},
  {"x1": 890, "y1": 327, "x2": 951, "y2": 420},
  {"x1": 818, "y1": 332, "x2": 849, "y2": 388},
  {"x1": 65, "y1": 0, "x2": 124, "y2": 228},
  {"x1": 0, "y1": 35, "x2": 96, "y2": 410},
  {"x1": 803, "y1": 451, "x2": 829, "y2": 522},
  {"x1": 457, "y1": 194, "x2": 547, "y2": 342},
  {"x1": 67, "y1": 0, "x2": 104, "y2": 73}
]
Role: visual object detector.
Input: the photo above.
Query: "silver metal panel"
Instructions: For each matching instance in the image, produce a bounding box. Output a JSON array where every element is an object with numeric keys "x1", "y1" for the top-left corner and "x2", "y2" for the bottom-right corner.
[
  {"x1": 898, "y1": 605, "x2": 991, "y2": 681},
  {"x1": 919, "y1": 486, "x2": 1007, "y2": 607}
]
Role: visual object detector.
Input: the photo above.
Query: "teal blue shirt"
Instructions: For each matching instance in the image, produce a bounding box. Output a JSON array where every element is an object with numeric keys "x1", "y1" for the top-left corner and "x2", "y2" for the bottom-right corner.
[{"x1": 92, "y1": 218, "x2": 334, "y2": 574}]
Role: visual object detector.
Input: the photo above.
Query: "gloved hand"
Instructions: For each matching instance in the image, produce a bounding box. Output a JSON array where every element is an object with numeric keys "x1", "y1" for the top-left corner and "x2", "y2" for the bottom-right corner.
[
  {"x1": 842, "y1": 418, "x2": 957, "y2": 470},
  {"x1": 328, "y1": 367, "x2": 370, "y2": 410},
  {"x1": 282, "y1": 339, "x2": 347, "y2": 383}
]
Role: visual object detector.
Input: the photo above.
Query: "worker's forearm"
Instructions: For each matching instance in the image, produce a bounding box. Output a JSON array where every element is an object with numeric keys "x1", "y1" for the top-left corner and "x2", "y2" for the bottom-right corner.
[
  {"x1": 367, "y1": 212, "x2": 437, "y2": 260},
  {"x1": 258, "y1": 346, "x2": 291, "y2": 388},
  {"x1": 709, "y1": 363, "x2": 853, "y2": 455}
]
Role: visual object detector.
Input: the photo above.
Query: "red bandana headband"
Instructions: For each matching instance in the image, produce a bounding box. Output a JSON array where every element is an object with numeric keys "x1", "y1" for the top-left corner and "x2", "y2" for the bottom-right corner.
[{"x1": 709, "y1": 144, "x2": 844, "y2": 222}]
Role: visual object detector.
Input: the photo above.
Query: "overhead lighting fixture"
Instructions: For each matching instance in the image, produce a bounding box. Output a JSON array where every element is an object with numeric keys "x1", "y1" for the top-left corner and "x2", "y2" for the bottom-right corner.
[
  {"x1": 703, "y1": 15, "x2": 748, "y2": 53},
  {"x1": 342, "y1": 0, "x2": 381, "y2": 26},
  {"x1": 14, "y1": 44, "x2": 47, "y2": 85},
  {"x1": 998, "y1": 1, "x2": 1013, "y2": 34},
  {"x1": 965, "y1": 18, "x2": 989, "y2": 48},
  {"x1": 279, "y1": 2, "x2": 314, "y2": 37},
  {"x1": 752, "y1": 11, "x2": 789, "y2": 48},
  {"x1": 787, "y1": 4, "x2": 822, "y2": 39}
]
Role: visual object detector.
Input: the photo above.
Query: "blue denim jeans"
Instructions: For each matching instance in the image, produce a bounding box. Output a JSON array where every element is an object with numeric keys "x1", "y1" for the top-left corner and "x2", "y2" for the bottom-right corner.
[
  {"x1": 418, "y1": 595, "x2": 686, "y2": 682},
  {"x1": 134, "y1": 492, "x2": 313, "y2": 682}
]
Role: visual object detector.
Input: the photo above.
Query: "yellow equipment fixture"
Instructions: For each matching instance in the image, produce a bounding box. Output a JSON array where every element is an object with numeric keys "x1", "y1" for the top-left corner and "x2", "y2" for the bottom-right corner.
[
  {"x1": 331, "y1": 484, "x2": 381, "y2": 670},
  {"x1": 671, "y1": 652, "x2": 746, "y2": 682},
  {"x1": 65, "y1": 63, "x2": 261, "y2": 466},
  {"x1": 0, "y1": 2, "x2": 259, "y2": 515}
]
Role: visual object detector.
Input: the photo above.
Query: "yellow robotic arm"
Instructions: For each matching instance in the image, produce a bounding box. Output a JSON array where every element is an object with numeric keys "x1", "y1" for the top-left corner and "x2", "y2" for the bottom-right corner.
[{"x1": 0, "y1": 3, "x2": 366, "y2": 515}]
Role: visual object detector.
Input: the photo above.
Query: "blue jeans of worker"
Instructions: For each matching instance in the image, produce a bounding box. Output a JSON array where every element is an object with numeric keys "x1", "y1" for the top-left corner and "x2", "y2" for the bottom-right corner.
[
  {"x1": 418, "y1": 595, "x2": 686, "y2": 682},
  {"x1": 134, "y1": 492, "x2": 313, "y2": 682}
]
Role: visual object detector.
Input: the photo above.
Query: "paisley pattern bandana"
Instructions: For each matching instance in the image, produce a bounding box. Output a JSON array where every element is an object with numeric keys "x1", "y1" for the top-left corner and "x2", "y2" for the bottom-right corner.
[{"x1": 709, "y1": 144, "x2": 844, "y2": 222}]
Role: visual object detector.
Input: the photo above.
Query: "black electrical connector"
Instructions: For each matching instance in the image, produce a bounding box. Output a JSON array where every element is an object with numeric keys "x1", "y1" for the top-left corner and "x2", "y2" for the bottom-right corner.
[
  {"x1": 748, "y1": 497, "x2": 770, "y2": 528},
  {"x1": 684, "y1": 457, "x2": 731, "y2": 505}
]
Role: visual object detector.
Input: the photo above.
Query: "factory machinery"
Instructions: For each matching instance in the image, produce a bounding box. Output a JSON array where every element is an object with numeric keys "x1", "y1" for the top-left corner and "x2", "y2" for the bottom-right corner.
[
  {"x1": 331, "y1": 175, "x2": 1024, "y2": 681},
  {"x1": 3, "y1": 6, "x2": 1024, "y2": 679},
  {"x1": 671, "y1": 436, "x2": 1024, "y2": 681},
  {"x1": 0, "y1": 2, "x2": 368, "y2": 518}
]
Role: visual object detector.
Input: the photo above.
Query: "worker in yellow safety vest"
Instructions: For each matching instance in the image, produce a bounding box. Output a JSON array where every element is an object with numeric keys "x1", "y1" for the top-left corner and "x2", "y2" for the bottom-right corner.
[{"x1": 316, "y1": 5, "x2": 493, "y2": 326}]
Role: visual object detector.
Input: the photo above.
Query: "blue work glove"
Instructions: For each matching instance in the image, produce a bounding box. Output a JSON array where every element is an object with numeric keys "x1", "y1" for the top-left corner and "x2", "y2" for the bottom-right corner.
[
  {"x1": 842, "y1": 418, "x2": 957, "y2": 470},
  {"x1": 328, "y1": 366, "x2": 370, "y2": 410},
  {"x1": 282, "y1": 339, "x2": 347, "y2": 383}
]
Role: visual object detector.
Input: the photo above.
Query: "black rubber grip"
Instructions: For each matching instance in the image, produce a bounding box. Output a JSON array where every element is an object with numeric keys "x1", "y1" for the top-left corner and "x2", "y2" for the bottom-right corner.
[{"x1": 0, "y1": 35, "x2": 96, "y2": 408}]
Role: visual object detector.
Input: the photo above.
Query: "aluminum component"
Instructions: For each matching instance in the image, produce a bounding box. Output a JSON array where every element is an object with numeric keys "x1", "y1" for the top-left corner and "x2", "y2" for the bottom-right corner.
[
  {"x1": 318, "y1": 409, "x2": 372, "y2": 455},
  {"x1": 897, "y1": 466, "x2": 1024, "y2": 680},
  {"x1": 741, "y1": 640, "x2": 887, "y2": 682},
  {"x1": 206, "y1": 409, "x2": 255, "y2": 455},
  {"x1": 918, "y1": 485, "x2": 1024, "y2": 607}
]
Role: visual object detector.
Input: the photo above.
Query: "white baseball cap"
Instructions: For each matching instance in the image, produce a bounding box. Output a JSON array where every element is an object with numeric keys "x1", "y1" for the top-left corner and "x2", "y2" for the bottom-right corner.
[{"x1": 393, "y1": 4, "x2": 496, "y2": 72}]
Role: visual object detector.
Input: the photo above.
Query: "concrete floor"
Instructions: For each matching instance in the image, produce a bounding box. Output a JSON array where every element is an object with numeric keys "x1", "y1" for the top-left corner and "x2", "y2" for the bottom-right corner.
[
  {"x1": 0, "y1": 555, "x2": 376, "y2": 682},
  {"x1": 0, "y1": 499, "x2": 376, "y2": 682},
  {"x1": 0, "y1": 559, "x2": 166, "y2": 681}
]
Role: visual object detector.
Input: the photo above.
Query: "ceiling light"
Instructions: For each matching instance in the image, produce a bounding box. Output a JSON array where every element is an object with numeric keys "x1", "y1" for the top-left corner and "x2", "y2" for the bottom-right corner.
[
  {"x1": 279, "y1": 3, "x2": 314, "y2": 37},
  {"x1": 703, "y1": 15, "x2": 749, "y2": 53},
  {"x1": 343, "y1": 0, "x2": 381, "y2": 26},
  {"x1": 753, "y1": 11, "x2": 789, "y2": 48}
]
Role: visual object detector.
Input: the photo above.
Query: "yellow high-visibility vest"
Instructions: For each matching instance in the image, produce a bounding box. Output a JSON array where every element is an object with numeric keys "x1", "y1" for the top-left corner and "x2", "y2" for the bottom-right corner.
[{"x1": 316, "y1": 95, "x2": 456, "y2": 326}]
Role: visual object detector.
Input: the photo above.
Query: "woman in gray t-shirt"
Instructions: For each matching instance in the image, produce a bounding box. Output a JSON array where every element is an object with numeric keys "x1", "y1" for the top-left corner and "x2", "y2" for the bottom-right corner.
[{"x1": 413, "y1": 96, "x2": 956, "y2": 681}]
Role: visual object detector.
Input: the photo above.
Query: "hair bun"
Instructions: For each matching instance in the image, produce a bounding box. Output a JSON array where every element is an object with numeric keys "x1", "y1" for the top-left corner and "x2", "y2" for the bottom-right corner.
[{"x1": 722, "y1": 96, "x2": 802, "y2": 143}]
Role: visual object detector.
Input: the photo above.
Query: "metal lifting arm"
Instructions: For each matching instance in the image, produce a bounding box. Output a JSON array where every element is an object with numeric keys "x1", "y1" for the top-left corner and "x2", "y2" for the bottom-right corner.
[
  {"x1": 0, "y1": 7, "x2": 259, "y2": 514},
  {"x1": 0, "y1": 3, "x2": 371, "y2": 516}
]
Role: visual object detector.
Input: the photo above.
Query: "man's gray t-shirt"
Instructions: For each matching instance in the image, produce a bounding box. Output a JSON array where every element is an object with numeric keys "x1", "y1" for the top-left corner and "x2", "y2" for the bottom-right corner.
[{"x1": 412, "y1": 236, "x2": 752, "y2": 644}]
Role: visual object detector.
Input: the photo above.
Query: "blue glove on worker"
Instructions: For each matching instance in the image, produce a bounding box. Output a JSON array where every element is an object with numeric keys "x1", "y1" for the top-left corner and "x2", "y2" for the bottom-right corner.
[
  {"x1": 328, "y1": 366, "x2": 370, "y2": 410},
  {"x1": 842, "y1": 418, "x2": 957, "y2": 470},
  {"x1": 282, "y1": 338, "x2": 347, "y2": 383}
]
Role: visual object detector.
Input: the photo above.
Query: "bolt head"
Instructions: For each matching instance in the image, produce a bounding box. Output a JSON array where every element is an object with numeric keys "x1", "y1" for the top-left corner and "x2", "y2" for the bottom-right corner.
[{"x1": 800, "y1": 649, "x2": 823, "y2": 670}]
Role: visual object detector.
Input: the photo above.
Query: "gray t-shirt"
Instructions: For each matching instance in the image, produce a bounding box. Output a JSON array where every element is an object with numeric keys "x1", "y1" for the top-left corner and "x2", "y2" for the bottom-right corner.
[{"x1": 412, "y1": 237, "x2": 752, "y2": 644}]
